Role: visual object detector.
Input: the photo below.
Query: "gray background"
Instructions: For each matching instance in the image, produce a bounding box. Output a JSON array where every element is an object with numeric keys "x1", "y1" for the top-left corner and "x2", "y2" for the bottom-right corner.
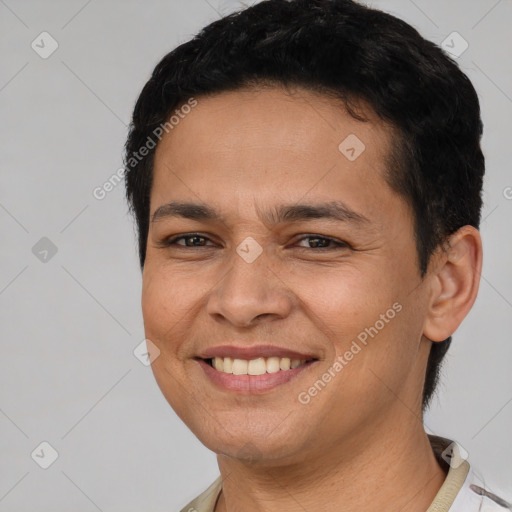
[{"x1": 0, "y1": 0, "x2": 511, "y2": 510}]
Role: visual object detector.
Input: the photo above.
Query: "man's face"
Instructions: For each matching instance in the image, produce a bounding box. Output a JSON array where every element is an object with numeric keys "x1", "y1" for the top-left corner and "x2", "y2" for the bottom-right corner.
[{"x1": 142, "y1": 86, "x2": 433, "y2": 465}]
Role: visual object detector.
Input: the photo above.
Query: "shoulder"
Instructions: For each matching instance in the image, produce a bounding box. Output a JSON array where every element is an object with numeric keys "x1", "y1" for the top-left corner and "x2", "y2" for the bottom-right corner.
[
  {"x1": 445, "y1": 455, "x2": 512, "y2": 511},
  {"x1": 427, "y1": 435, "x2": 511, "y2": 512}
]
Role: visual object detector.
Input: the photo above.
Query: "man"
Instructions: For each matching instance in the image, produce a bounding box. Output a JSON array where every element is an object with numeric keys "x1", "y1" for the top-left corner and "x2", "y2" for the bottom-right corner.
[{"x1": 123, "y1": 0, "x2": 511, "y2": 510}]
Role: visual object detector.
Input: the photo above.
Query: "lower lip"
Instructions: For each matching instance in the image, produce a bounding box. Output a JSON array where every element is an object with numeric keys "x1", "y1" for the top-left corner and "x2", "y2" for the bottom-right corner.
[{"x1": 197, "y1": 359, "x2": 316, "y2": 393}]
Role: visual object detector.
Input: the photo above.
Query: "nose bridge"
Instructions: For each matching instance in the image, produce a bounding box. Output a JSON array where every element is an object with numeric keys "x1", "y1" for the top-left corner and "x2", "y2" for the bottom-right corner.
[{"x1": 206, "y1": 240, "x2": 292, "y2": 327}]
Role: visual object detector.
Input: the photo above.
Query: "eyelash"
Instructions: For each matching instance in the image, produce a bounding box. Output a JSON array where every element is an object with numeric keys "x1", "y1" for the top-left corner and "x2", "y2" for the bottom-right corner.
[{"x1": 160, "y1": 233, "x2": 349, "y2": 250}]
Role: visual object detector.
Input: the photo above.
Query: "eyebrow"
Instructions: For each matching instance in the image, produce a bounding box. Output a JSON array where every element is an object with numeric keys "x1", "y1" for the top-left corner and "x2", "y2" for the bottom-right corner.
[{"x1": 151, "y1": 200, "x2": 371, "y2": 226}]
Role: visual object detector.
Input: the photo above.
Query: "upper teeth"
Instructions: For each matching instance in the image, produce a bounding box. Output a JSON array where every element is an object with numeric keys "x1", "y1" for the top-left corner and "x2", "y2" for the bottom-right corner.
[{"x1": 211, "y1": 357, "x2": 308, "y2": 375}]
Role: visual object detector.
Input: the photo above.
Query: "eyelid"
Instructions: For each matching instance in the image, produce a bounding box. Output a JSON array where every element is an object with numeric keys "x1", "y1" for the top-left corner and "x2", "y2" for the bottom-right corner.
[
  {"x1": 293, "y1": 234, "x2": 349, "y2": 249},
  {"x1": 159, "y1": 232, "x2": 216, "y2": 247},
  {"x1": 159, "y1": 232, "x2": 350, "y2": 250}
]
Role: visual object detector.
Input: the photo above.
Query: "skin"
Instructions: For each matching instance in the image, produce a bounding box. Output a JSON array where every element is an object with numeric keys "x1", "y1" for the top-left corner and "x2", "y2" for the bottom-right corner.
[{"x1": 142, "y1": 86, "x2": 482, "y2": 512}]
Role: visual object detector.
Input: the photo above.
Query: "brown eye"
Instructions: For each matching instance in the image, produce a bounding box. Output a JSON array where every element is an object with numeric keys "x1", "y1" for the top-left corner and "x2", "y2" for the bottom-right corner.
[
  {"x1": 295, "y1": 236, "x2": 348, "y2": 249},
  {"x1": 163, "y1": 233, "x2": 215, "y2": 248}
]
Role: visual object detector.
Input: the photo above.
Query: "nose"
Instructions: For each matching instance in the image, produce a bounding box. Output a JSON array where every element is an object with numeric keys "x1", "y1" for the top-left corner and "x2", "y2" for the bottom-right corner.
[{"x1": 206, "y1": 245, "x2": 293, "y2": 328}]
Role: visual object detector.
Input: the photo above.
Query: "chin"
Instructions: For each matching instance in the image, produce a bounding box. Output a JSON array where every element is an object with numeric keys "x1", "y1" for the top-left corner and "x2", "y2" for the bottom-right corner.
[{"x1": 194, "y1": 422, "x2": 311, "y2": 466}]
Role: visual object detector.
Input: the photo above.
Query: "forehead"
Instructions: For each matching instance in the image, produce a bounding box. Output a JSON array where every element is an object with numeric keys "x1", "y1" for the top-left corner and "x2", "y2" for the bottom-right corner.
[
  {"x1": 151, "y1": 86, "x2": 401, "y2": 227},
  {"x1": 155, "y1": 85, "x2": 392, "y2": 160}
]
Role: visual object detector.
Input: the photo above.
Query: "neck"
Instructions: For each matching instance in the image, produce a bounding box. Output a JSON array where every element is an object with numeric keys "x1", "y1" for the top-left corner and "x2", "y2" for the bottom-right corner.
[{"x1": 214, "y1": 414, "x2": 446, "y2": 512}]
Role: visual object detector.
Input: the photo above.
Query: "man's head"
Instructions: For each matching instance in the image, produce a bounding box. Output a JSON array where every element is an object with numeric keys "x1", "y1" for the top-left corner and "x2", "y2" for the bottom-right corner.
[{"x1": 124, "y1": 0, "x2": 484, "y2": 456}]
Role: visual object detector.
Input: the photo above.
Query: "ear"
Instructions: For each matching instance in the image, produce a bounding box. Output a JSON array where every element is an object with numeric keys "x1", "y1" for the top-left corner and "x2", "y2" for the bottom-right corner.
[{"x1": 423, "y1": 226, "x2": 483, "y2": 342}]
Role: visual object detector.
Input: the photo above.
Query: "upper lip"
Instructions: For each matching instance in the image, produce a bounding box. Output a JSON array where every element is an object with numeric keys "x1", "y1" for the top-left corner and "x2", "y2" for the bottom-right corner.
[{"x1": 198, "y1": 344, "x2": 318, "y2": 361}]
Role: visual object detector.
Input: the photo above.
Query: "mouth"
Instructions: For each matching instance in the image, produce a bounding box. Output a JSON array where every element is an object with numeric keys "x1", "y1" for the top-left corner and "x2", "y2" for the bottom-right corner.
[
  {"x1": 202, "y1": 356, "x2": 317, "y2": 375},
  {"x1": 196, "y1": 355, "x2": 319, "y2": 394}
]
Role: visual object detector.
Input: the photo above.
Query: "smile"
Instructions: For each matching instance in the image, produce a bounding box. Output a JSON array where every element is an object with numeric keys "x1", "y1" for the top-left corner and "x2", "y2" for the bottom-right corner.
[
  {"x1": 197, "y1": 356, "x2": 318, "y2": 393},
  {"x1": 207, "y1": 356, "x2": 313, "y2": 374}
]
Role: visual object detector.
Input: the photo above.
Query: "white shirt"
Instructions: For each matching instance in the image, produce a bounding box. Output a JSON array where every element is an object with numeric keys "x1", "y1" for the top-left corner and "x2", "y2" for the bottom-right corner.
[{"x1": 180, "y1": 435, "x2": 511, "y2": 512}]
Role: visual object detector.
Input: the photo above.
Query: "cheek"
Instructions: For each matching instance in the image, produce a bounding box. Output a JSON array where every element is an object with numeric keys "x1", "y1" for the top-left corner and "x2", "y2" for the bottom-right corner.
[
  {"x1": 299, "y1": 265, "x2": 415, "y2": 387},
  {"x1": 141, "y1": 264, "x2": 200, "y2": 357},
  {"x1": 141, "y1": 266, "x2": 200, "y2": 412},
  {"x1": 142, "y1": 273, "x2": 173, "y2": 343},
  {"x1": 301, "y1": 264, "x2": 398, "y2": 340}
]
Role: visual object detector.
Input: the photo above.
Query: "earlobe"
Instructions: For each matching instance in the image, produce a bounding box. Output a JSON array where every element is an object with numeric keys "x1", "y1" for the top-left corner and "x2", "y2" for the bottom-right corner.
[{"x1": 423, "y1": 226, "x2": 483, "y2": 343}]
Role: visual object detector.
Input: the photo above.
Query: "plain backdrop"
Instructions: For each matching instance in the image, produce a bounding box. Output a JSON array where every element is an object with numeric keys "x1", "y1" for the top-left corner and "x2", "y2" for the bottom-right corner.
[{"x1": 1, "y1": 1, "x2": 511, "y2": 510}]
